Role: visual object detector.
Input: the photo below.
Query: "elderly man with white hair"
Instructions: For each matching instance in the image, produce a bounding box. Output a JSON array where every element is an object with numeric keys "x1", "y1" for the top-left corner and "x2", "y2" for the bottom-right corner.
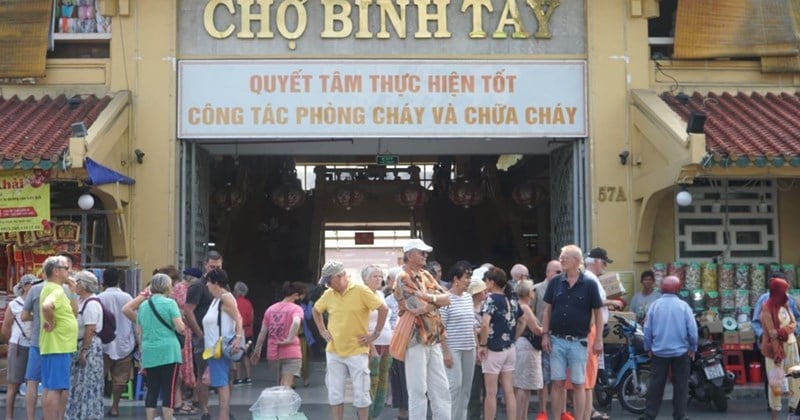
[
  {"x1": 509, "y1": 263, "x2": 530, "y2": 290},
  {"x1": 393, "y1": 238, "x2": 452, "y2": 420}
]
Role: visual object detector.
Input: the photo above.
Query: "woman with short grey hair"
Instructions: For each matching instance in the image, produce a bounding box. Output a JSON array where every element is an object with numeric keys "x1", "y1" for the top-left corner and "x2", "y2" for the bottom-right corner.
[{"x1": 65, "y1": 270, "x2": 104, "y2": 419}]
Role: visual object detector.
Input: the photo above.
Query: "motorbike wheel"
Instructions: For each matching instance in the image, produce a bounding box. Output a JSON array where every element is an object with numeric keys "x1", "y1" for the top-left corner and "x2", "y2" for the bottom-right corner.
[
  {"x1": 711, "y1": 387, "x2": 728, "y2": 412},
  {"x1": 594, "y1": 374, "x2": 613, "y2": 409},
  {"x1": 618, "y1": 368, "x2": 651, "y2": 415}
]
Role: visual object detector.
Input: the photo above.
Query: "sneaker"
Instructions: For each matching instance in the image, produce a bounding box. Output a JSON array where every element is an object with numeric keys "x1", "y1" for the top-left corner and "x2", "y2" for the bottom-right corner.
[
  {"x1": 232, "y1": 379, "x2": 244, "y2": 385},
  {"x1": 536, "y1": 412, "x2": 548, "y2": 420},
  {"x1": 561, "y1": 412, "x2": 576, "y2": 420},
  {"x1": 242, "y1": 377, "x2": 252, "y2": 384}
]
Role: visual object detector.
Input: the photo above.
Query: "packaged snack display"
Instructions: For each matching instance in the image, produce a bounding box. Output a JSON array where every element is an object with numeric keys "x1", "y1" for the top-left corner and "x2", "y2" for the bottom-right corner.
[
  {"x1": 718, "y1": 264, "x2": 734, "y2": 291},
  {"x1": 734, "y1": 264, "x2": 750, "y2": 289},
  {"x1": 701, "y1": 263, "x2": 718, "y2": 292},
  {"x1": 668, "y1": 262, "x2": 686, "y2": 284},
  {"x1": 751, "y1": 264, "x2": 766, "y2": 293},
  {"x1": 685, "y1": 263, "x2": 701, "y2": 290},
  {"x1": 783, "y1": 264, "x2": 796, "y2": 287},
  {"x1": 691, "y1": 289, "x2": 706, "y2": 312},
  {"x1": 705, "y1": 290, "x2": 720, "y2": 310},
  {"x1": 720, "y1": 290, "x2": 734, "y2": 311},
  {"x1": 735, "y1": 289, "x2": 749, "y2": 309}
]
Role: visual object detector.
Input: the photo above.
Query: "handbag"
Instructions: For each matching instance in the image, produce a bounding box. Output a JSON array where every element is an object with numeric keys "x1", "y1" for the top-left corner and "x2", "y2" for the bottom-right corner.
[
  {"x1": 147, "y1": 298, "x2": 185, "y2": 348},
  {"x1": 389, "y1": 312, "x2": 416, "y2": 361}
]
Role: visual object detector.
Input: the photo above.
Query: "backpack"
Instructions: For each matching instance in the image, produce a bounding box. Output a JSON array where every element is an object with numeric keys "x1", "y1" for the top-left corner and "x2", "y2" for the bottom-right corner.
[{"x1": 79, "y1": 296, "x2": 116, "y2": 344}]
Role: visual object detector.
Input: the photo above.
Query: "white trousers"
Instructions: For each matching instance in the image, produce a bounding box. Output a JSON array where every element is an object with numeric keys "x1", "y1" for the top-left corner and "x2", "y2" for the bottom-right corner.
[
  {"x1": 405, "y1": 342, "x2": 452, "y2": 420},
  {"x1": 446, "y1": 348, "x2": 475, "y2": 420}
]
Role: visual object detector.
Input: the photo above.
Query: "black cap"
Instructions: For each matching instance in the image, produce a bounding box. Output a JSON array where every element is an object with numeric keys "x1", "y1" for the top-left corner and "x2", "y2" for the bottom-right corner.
[{"x1": 588, "y1": 247, "x2": 613, "y2": 263}]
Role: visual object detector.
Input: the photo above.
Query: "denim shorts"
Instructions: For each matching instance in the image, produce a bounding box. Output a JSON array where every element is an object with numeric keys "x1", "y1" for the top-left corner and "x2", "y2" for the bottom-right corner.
[
  {"x1": 549, "y1": 335, "x2": 588, "y2": 385},
  {"x1": 24, "y1": 346, "x2": 41, "y2": 382},
  {"x1": 208, "y1": 357, "x2": 231, "y2": 388}
]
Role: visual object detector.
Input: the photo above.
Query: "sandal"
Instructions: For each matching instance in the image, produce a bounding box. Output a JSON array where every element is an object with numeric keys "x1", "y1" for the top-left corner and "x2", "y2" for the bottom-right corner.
[
  {"x1": 106, "y1": 409, "x2": 119, "y2": 417},
  {"x1": 175, "y1": 403, "x2": 198, "y2": 416},
  {"x1": 591, "y1": 410, "x2": 610, "y2": 420}
]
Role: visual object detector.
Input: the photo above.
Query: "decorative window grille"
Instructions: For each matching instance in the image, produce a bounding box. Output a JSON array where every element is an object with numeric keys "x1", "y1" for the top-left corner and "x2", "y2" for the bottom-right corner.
[{"x1": 675, "y1": 180, "x2": 778, "y2": 263}]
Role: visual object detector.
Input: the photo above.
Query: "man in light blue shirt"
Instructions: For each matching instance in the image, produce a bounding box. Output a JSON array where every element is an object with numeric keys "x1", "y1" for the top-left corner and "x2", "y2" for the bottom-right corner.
[{"x1": 641, "y1": 276, "x2": 697, "y2": 420}]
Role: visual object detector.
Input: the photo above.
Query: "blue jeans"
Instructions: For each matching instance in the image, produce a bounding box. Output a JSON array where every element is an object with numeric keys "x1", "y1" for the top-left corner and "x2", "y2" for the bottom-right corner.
[{"x1": 549, "y1": 335, "x2": 588, "y2": 384}]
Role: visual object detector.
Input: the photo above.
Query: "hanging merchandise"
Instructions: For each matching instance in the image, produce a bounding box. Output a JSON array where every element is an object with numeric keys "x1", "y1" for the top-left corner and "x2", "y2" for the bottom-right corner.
[
  {"x1": 734, "y1": 264, "x2": 750, "y2": 289},
  {"x1": 685, "y1": 263, "x2": 701, "y2": 290},
  {"x1": 701, "y1": 263, "x2": 718, "y2": 292},
  {"x1": 718, "y1": 264, "x2": 734, "y2": 291},
  {"x1": 751, "y1": 264, "x2": 766, "y2": 293},
  {"x1": 678, "y1": 288, "x2": 692, "y2": 308},
  {"x1": 750, "y1": 290, "x2": 761, "y2": 309}
]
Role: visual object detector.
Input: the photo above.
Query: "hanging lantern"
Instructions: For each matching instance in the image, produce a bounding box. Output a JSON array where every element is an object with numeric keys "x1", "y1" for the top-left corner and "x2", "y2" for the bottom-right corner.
[
  {"x1": 213, "y1": 183, "x2": 245, "y2": 211},
  {"x1": 271, "y1": 182, "x2": 306, "y2": 211},
  {"x1": 512, "y1": 182, "x2": 547, "y2": 209},
  {"x1": 331, "y1": 185, "x2": 365, "y2": 210},
  {"x1": 448, "y1": 178, "x2": 483, "y2": 208},
  {"x1": 396, "y1": 183, "x2": 430, "y2": 210}
]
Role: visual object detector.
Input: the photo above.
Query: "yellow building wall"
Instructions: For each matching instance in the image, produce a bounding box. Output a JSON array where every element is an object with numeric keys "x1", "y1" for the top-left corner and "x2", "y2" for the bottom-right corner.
[
  {"x1": 108, "y1": 0, "x2": 178, "y2": 275},
  {"x1": 586, "y1": 1, "x2": 651, "y2": 271},
  {"x1": 779, "y1": 187, "x2": 800, "y2": 265}
]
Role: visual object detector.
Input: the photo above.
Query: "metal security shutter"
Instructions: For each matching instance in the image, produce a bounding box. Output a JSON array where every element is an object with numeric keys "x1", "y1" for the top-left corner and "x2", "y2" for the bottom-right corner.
[
  {"x1": 549, "y1": 140, "x2": 589, "y2": 256},
  {"x1": 179, "y1": 141, "x2": 211, "y2": 269}
]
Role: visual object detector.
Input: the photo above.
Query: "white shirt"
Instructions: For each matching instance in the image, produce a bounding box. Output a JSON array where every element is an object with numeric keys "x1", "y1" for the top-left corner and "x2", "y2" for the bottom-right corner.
[
  {"x1": 98, "y1": 287, "x2": 136, "y2": 359},
  {"x1": 584, "y1": 270, "x2": 609, "y2": 324},
  {"x1": 9, "y1": 297, "x2": 32, "y2": 347},
  {"x1": 78, "y1": 296, "x2": 103, "y2": 339},
  {"x1": 203, "y1": 293, "x2": 237, "y2": 350},
  {"x1": 368, "y1": 290, "x2": 393, "y2": 346}
]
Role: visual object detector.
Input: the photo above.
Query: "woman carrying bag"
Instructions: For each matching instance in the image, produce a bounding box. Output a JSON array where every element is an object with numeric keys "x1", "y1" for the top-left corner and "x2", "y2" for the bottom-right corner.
[
  {"x1": 760, "y1": 276, "x2": 800, "y2": 420},
  {"x1": 202, "y1": 269, "x2": 244, "y2": 420},
  {"x1": 133, "y1": 273, "x2": 186, "y2": 420}
]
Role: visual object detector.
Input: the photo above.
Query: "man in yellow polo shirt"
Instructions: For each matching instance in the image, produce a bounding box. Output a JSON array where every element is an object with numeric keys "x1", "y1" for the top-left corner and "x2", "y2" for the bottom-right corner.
[{"x1": 313, "y1": 260, "x2": 388, "y2": 420}]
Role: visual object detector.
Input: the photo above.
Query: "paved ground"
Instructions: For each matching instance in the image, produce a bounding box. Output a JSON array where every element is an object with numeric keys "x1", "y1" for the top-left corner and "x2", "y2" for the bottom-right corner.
[{"x1": 0, "y1": 361, "x2": 786, "y2": 419}]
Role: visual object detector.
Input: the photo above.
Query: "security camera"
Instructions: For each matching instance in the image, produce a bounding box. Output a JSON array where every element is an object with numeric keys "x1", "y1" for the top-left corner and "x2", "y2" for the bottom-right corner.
[
  {"x1": 134, "y1": 149, "x2": 145, "y2": 164},
  {"x1": 618, "y1": 150, "x2": 630, "y2": 165}
]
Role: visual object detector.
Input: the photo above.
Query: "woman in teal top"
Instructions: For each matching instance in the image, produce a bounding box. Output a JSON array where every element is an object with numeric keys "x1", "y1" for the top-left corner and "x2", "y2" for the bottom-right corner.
[{"x1": 134, "y1": 273, "x2": 185, "y2": 420}]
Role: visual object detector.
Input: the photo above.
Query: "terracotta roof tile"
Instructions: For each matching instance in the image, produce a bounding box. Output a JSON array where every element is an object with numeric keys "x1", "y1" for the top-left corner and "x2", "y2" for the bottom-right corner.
[
  {"x1": 0, "y1": 94, "x2": 111, "y2": 166},
  {"x1": 661, "y1": 91, "x2": 800, "y2": 163}
]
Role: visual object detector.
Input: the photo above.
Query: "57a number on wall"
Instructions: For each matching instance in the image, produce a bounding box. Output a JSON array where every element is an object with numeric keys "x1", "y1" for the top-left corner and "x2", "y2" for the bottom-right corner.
[{"x1": 598, "y1": 186, "x2": 627, "y2": 202}]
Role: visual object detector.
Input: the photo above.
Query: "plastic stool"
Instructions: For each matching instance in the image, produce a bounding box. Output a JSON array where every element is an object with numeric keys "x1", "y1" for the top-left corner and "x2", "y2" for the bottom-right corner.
[
  {"x1": 723, "y1": 350, "x2": 746, "y2": 385},
  {"x1": 134, "y1": 372, "x2": 146, "y2": 400},
  {"x1": 121, "y1": 380, "x2": 133, "y2": 400}
]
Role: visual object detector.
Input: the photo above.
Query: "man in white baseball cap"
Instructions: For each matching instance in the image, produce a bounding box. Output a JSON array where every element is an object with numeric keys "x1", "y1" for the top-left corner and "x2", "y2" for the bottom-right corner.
[{"x1": 394, "y1": 238, "x2": 452, "y2": 419}]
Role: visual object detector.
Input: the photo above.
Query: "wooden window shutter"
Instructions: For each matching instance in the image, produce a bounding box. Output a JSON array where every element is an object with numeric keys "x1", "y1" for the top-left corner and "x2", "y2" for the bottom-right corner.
[
  {"x1": 673, "y1": 0, "x2": 799, "y2": 59},
  {"x1": 0, "y1": 0, "x2": 53, "y2": 79}
]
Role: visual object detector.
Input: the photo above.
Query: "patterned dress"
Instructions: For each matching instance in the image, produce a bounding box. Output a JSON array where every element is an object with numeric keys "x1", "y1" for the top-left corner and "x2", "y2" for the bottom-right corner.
[
  {"x1": 65, "y1": 336, "x2": 104, "y2": 420},
  {"x1": 172, "y1": 280, "x2": 196, "y2": 387}
]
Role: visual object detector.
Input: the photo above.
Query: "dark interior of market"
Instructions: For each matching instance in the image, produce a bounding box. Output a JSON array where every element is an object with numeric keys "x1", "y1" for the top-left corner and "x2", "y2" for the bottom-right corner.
[{"x1": 206, "y1": 154, "x2": 553, "y2": 316}]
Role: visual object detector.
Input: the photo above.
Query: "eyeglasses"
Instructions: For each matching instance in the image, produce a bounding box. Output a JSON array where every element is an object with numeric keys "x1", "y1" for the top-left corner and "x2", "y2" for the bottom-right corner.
[
  {"x1": 555, "y1": 270, "x2": 562, "y2": 274},
  {"x1": 55, "y1": 266, "x2": 69, "y2": 270}
]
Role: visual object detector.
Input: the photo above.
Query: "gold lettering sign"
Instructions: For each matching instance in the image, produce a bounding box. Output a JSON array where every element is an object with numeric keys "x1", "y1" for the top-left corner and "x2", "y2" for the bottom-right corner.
[{"x1": 202, "y1": 0, "x2": 559, "y2": 47}]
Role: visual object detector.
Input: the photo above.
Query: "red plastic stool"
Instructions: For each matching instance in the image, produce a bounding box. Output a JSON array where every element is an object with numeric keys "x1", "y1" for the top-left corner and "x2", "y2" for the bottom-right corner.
[{"x1": 723, "y1": 350, "x2": 747, "y2": 385}]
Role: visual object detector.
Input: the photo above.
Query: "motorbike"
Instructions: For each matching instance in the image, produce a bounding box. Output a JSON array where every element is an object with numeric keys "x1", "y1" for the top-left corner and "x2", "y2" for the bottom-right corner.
[
  {"x1": 688, "y1": 325, "x2": 735, "y2": 412},
  {"x1": 595, "y1": 314, "x2": 651, "y2": 414}
]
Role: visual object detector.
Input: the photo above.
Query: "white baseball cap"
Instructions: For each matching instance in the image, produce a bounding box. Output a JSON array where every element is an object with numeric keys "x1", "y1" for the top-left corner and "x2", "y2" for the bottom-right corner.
[{"x1": 403, "y1": 238, "x2": 433, "y2": 253}]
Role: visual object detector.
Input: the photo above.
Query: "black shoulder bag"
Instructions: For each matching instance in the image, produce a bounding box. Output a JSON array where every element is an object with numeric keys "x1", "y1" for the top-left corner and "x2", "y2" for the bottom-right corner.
[{"x1": 148, "y1": 298, "x2": 186, "y2": 348}]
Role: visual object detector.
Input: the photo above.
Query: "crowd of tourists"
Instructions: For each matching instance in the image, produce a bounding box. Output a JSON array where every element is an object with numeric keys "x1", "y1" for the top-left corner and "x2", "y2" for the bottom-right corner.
[
  {"x1": 9, "y1": 241, "x2": 800, "y2": 420},
  {"x1": 311, "y1": 240, "x2": 640, "y2": 420}
]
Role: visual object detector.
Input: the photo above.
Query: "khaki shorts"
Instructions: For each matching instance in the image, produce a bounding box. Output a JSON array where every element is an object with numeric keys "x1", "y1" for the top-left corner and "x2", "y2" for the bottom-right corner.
[
  {"x1": 279, "y1": 359, "x2": 302, "y2": 377},
  {"x1": 104, "y1": 354, "x2": 133, "y2": 387},
  {"x1": 7, "y1": 344, "x2": 29, "y2": 384}
]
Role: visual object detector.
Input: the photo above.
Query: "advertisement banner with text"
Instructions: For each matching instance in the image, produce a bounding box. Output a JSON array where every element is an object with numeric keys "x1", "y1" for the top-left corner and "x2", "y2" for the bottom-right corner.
[
  {"x1": 178, "y1": 59, "x2": 587, "y2": 139},
  {"x1": 0, "y1": 170, "x2": 51, "y2": 233}
]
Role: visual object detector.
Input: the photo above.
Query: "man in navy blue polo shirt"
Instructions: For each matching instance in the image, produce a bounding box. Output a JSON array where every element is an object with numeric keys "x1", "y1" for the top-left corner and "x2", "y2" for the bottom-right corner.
[{"x1": 541, "y1": 245, "x2": 604, "y2": 420}]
